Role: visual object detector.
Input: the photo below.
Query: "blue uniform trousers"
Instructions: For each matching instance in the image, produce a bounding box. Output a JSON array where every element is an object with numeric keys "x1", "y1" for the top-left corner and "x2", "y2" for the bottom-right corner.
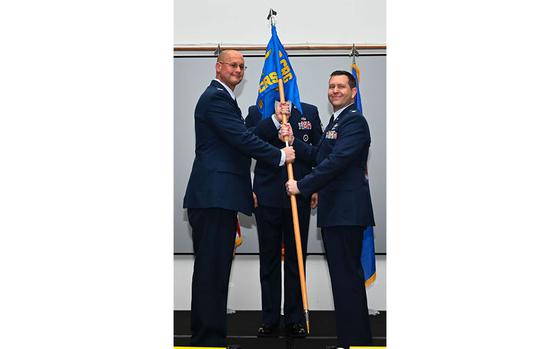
[
  {"x1": 322, "y1": 225, "x2": 372, "y2": 348},
  {"x1": 255, "y1": 200, "x2": 311, "y2": 326},
  {"x1": 188, "y1": 208, "x2": 237, "y2": 347}
]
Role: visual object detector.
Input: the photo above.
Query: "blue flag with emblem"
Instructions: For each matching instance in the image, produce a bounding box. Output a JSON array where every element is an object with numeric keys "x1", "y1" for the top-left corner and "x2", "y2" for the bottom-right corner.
[
  {"x1": 256, "y1": 24, "x2": 302, "y2": 118},
  {"x1": 352, "y1": 62, "x2": 377, "y2": 287}
]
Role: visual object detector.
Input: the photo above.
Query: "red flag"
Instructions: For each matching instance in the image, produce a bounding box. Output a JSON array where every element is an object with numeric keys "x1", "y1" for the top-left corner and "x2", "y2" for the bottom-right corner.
[
  {"x1": 233, "y1": 216, "x2": 243, "y2": 257},
  {"x1": 235, "y1": 216, "x2": 243, "y2": 248}
]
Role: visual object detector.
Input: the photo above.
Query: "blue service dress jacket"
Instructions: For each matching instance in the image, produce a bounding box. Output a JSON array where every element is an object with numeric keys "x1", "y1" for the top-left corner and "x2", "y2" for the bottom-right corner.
[
  {"x1": 293, "y1": 103, "x2": 375, "y2": 228},
  {"x1": 245, "y1": 103, "x2": 323, "y2": 208},
  {"x1": 183, "y1": 80, "x2": 282, "y2": 216}
]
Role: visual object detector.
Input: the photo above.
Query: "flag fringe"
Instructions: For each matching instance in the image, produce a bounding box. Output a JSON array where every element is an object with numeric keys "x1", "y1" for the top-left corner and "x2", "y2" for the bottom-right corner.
[{"x1": 365, "y1": 272, "x2": 377, "y2": 287}]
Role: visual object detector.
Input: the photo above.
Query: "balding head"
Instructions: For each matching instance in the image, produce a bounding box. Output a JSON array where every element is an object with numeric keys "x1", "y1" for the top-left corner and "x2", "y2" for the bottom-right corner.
[
  {"x1": 215, "y1": 50, "x2": 245, "y2": 90},
  {"x1": 217, "y1": 50, "x2": 243, "y2": 63}
]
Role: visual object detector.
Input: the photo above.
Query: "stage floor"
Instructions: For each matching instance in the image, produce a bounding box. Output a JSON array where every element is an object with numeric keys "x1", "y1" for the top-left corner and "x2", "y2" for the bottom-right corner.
[{"x1": 174, "y1": 310, "x2": 386, "y2": 348}]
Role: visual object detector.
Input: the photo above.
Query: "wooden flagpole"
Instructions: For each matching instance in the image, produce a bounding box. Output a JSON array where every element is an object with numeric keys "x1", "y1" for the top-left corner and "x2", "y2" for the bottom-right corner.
[
  {"x1": 267, "y1": 8, "x2": 310, "y2": 333},
  {"x1": 277, "y1": 78, "x2": 310, "y2": 334}
]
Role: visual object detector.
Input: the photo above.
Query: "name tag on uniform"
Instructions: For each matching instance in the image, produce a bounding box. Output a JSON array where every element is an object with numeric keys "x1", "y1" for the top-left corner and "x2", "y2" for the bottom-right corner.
[
  {"x1": 298, "y1": 120, "x2": 312, "y2": 130},
  {"x1": 325, "y1": 130, "x2": 338, "y2": 139}
]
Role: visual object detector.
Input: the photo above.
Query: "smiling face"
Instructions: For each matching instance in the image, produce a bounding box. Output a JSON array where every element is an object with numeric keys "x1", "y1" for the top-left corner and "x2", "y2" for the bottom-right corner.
[
  {"x1": 328, "y1": 74, "x2": 357, "y2": 112},
  {"x1": 215, "y1": 50, "x2": 245, "y2": 91}
]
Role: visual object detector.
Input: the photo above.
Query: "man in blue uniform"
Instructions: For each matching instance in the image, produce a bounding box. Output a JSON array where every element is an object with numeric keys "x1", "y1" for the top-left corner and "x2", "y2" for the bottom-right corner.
[
  {"x1": 285, "y1": 70, "x2": 375, "y2": 349},
  {"x1": 245, "y1": 100, "x2": 322, "y2": 338},
  {"x1": 183, "y1": 49, "x2": 295, "y2": 348}
]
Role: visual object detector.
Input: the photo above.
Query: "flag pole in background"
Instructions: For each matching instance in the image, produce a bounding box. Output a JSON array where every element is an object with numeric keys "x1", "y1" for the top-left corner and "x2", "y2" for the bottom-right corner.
[
  {"x1": 257, "y1": 9, "x2": 310, "y2": 333},
  {"x1": 350, "y1": 45, "x2": 378, "y2": 292}
]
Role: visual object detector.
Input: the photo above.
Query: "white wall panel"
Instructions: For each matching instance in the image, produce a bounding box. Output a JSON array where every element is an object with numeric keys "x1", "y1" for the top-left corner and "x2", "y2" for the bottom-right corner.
[
  {"x1": 175, "y1": 255, "x2": 387, "y2": 310},
  {"x1": 175, "y1": 0, "x2": 386, "y2": 45}
]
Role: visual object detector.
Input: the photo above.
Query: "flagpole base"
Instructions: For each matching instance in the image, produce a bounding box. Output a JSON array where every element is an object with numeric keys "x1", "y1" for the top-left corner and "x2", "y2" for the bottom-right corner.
[{"x1": 304, "y1": 310, "x2": 310, "y2": 334}]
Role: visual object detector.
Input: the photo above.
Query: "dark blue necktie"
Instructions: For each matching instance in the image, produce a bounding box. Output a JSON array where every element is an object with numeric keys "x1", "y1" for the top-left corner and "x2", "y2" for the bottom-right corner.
[{"x1": 327, "y1": 114, "x2": 335, "y2": 129}]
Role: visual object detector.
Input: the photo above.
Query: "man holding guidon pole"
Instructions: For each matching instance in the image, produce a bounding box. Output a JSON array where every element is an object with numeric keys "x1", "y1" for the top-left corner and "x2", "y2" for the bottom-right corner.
[{"x1": 253, "y1": 10, "x2": 313, "y2": 335}]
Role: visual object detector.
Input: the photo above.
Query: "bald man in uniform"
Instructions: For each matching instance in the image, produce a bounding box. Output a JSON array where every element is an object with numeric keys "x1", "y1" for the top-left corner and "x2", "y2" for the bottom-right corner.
[{"x1": 183, "y1": 50, "x2": 296, "y2": 347}]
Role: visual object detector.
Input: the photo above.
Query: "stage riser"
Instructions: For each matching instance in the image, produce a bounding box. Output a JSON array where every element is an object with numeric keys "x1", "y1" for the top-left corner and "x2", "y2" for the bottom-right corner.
[{"x1": 174, "y1": 310, "x2": 386, "y2": 348}]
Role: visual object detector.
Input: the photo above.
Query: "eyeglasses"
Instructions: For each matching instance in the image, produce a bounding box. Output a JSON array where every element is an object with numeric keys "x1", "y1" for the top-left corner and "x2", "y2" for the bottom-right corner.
[{"x1": 218, "y1": 61, "x2": 247, "y2": 71}]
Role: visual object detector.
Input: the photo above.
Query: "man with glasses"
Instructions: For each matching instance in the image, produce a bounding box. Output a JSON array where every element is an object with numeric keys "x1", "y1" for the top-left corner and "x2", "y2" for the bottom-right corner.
[{"x1": 183, "y1": 49, "x2": 296, "y2": 348}]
